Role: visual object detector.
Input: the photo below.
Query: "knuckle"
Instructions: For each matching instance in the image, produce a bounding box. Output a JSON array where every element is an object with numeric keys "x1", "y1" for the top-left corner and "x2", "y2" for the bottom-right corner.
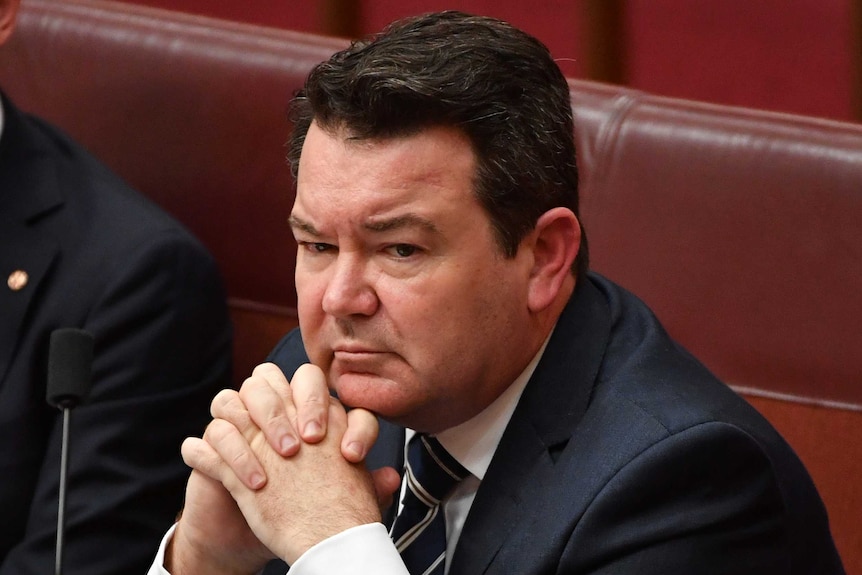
[
  {"x1": 263, "y1": 412, "x2": 290, "y2": 434},
  {"x1": 230, "y1": 448, "x2": 252, "y2": 468},
  {"x1": 302, "y1": 393, "x2": 325, "y2": 407},
  {"x1": 205, "y1": 418, "x2": 233, "y2": 444},
  {"x1": 210, "y1": 388, "x2": 238, "y2": 415},
  {"x1": 239, "y1": 375, "x2": 264, "y2": 398},
  {"x1": 251, "y1": 362, "x2": 278, "y2": 376}
]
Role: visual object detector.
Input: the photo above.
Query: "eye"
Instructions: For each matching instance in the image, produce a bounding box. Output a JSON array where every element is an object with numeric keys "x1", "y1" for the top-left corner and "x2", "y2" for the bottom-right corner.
[
  {"x1": 388, "y1": 244, "x2": 418, "y2": 258},
  {"x1": 298, "y1": 241, "x2": 335, "y2": 253}
]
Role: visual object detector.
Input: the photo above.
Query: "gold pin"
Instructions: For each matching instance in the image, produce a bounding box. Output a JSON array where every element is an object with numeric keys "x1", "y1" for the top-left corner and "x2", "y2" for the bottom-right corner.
[{"x1": 7, "y1": 270, "x2": 29, "y2": 291}]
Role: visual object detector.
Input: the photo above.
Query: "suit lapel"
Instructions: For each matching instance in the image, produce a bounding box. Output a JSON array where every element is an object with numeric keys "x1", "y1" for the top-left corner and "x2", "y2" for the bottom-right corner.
[
  {"x1": 0, "y1": 93, "x2": 64, "y2": 220},
  {"x1": 0, "y1": 95, "x2": 63, "y2": 385},
  {"x1": 449, "y1": 277, "x2": 611, "y2": 575},
  {"x1": 0, "y1": 223, "x2": 59, "y2": 385}
]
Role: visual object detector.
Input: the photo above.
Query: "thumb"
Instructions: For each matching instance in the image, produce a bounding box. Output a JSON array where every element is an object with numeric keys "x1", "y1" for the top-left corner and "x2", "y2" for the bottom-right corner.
[{"x1": 370, "y1": 466, "x2": 402, "y2": 510}]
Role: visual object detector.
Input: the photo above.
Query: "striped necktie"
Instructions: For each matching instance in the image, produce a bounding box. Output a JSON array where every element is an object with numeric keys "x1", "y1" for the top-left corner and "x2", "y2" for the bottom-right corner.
[{"x1": 390, "y1": 434, "x2": 470, "y2": 575}]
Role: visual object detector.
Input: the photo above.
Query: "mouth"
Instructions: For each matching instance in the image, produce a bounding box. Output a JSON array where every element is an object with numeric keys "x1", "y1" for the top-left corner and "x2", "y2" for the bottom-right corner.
[
  {"x1": 333, "y1": 345, "x2": 383, "y2": 356},
  {"x1": 331, "y1": 345, "x2": 393, "y2": 374}
]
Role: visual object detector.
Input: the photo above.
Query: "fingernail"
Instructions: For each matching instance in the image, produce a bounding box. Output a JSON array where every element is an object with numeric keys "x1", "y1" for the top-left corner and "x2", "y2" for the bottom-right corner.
[
  {"x1": 280, "y1": 433, "x2": 298, "y2": 454},
  {"x1": 304, "y1": 421, "x2": 322, "y2": 438},
  {"x1": 250, "y1": 473, "x2": 265, "y2": 489},
  {"x1": 346, "y1": 441, "x2": 365, "y2": 460}
]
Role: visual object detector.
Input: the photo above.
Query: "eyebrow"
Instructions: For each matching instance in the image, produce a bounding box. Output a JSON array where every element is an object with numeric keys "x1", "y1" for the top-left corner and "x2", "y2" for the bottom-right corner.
[
  {"x1": 364, "y1": 213, "x2": 439, "y2": 234},
  {"x1": 288, "y1": 213, "x2": 439, "y2": 236},
  {"x1": 288, "y1": 215, "x2": 319, "y2": 236}
]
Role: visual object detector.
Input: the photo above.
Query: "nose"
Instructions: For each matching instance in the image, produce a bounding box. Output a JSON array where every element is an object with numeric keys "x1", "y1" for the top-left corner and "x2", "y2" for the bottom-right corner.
[{"x1": 321, "y1": 253, "x2": 379, "y2": 318}]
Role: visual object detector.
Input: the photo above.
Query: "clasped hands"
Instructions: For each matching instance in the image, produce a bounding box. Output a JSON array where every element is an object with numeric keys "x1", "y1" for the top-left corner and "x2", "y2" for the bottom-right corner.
[{"x1": 171, "y1": 363, "x2": 401, "y2": 574}]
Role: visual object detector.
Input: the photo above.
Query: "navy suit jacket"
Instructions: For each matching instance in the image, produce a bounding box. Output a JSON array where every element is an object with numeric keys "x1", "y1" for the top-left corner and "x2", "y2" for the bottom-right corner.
[
  {"x1": 0, "y1": 94, "x2": 232, "y2": 574},
  {"x1": 266, "y1": 272, "x2": 844, "y2": 574}
]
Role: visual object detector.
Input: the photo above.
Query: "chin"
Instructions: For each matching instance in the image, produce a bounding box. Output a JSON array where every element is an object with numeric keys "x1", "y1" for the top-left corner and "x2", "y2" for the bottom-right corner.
[
  {"x1": 331, "y1": 371, "x2": 419, "y2": 419},
  {"x1": 331, "y1": 371, "x2": 393, "y2": 405}
]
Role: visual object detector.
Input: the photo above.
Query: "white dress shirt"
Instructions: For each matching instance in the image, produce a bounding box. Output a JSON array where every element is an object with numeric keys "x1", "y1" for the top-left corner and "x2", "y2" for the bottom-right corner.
[{"x1": 149, "y1": 333, "x2": 550, "y2": 575}]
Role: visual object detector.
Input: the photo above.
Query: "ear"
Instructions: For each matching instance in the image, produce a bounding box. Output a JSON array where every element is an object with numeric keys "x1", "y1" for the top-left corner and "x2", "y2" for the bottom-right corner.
[
  {"x1": 0, "y1": 0, "x2": 20, "y2": 47},
  {"x1": 525, "y1": 207, "x2": 581, "y2": 313}
]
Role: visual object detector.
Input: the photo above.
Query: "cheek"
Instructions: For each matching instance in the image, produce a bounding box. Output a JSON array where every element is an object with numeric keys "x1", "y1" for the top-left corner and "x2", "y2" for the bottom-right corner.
[
  {"x1": 296, "y1": 270, "x2": 324, "y2": 312},
  {"x1": 389, "y1": 274, "x2": 501, "y2": 364},
  {"x1": 296, "y1": 274, "x2": 328, "y2": 349}
]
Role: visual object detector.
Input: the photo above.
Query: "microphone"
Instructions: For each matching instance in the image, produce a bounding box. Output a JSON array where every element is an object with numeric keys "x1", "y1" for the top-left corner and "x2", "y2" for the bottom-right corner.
[
  {"x1": 46, "y1": 328, "x2": 94, "y2": 575},
  {"x1": 47, "y1": 328, "x2": 94, "y2": 409}
]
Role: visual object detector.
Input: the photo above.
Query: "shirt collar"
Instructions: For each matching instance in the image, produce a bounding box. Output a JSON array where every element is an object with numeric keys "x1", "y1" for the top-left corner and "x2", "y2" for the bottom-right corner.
[{"x1": 433, "y1": 328, "x2": 554, "y2": 481}]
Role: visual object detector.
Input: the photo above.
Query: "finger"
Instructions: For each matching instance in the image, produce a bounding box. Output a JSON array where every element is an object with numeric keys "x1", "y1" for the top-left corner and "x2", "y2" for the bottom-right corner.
[
  {"x1": 181, "y1": 436, "x2": 223, "y2": 480},
  {"x1": 210, "y1": 389, "x2": 253, "y2": 435},
  {"x1": 239, "y1": 363, "x2": 301, "y2": 456},
  {"x1": 290, "y1": 363, "x2": 331, "y2": 443},
  {"x1": 202, "y1": 418, "x2": 267, "y2": 490},
  {"x1": 181, "y1": 435, "x2": 262, "y2": 492},
  {"x1": 370, "y1": 466, "x2": 402, "y2": 510},
  {"x1": 341, "y1": 408, "x2": 380, "y2": 462},
  {"x1": 212, "y1": 384, "x2": 298, "y2": 457}
]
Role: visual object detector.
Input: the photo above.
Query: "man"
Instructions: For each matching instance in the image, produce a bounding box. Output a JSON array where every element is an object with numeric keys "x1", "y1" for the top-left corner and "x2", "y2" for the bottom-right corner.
[
  {"x1": 0, "y1": 1, "x2": 232, "y2": 573},
  {"x1": 152, "y1": 11, "x2": 844, "y2": 575}
]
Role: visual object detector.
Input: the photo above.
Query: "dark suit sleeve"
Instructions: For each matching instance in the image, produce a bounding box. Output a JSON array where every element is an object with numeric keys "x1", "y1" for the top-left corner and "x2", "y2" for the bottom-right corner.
[
  {"x1": 267, "y1": 328, "x2": 310, "y2": 373},
  {"x1": 0, "y1": 230, "x2": 232, "y2": 575},
  {"x1": 560, "y1": 422, "x2": 792, "y2": 574}
]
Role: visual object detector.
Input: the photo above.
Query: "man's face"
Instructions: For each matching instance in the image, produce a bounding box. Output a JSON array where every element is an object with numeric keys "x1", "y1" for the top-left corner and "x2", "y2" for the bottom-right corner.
[{"x1": 291, "y1": 122, "x2": 538, "y2": 432}]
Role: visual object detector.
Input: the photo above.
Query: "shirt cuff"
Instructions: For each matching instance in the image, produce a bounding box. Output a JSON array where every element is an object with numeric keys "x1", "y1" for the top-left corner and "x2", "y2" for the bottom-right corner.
[
  {"x1": 146, "y1": 523, "x2": 176, "y2": 575},
  {"x1": 289, "y1": 523, "x2": 408, "y2": 575}
]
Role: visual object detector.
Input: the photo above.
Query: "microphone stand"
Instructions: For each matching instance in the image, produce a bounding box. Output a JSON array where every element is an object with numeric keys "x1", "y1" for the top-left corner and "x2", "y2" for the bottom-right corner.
[
  {"x1": 46, "y1": 328, "x2": 93, "y2": 575},
  {"x1": 55, "y1": 404, "x2": 73, "y2": 575}
]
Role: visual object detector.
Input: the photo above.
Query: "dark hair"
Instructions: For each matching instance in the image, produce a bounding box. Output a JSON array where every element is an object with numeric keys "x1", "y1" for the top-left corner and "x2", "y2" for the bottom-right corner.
[{"x1": 287, "y1": 10, "x2": 588, "y2": 275}]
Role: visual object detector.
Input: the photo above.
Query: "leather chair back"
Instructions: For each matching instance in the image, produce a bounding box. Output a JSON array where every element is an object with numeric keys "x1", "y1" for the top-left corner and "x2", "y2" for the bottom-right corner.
[{"x1": 1, "y1": 0, "x2": 859, "y2": 568}]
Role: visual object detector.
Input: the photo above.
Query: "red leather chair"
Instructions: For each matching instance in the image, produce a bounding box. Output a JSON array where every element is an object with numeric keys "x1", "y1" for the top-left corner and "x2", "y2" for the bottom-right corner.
[
  {"x1": 1, "y1": 0, "x2": 859, "y2": 568},
  {"x1": 570, "y1": 81, "x2": 862, "y2": 569}
]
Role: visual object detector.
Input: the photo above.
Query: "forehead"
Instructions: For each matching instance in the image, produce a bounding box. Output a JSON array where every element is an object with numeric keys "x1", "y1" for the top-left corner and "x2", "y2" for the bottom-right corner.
[{"x1": 293, "y1": 122, "x2": 480, "y2": 224}]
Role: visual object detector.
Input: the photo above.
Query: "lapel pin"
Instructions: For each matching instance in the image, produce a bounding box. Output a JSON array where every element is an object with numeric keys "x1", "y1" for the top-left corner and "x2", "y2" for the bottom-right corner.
[{"x1": 7, "y1": 270, "x2": 29, "y2": 291}]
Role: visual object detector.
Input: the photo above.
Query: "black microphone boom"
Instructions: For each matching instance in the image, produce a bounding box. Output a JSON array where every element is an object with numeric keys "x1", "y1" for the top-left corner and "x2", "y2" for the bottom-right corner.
[{"x1": 46, "y1": 328, "x2": 94, "y2": 575}]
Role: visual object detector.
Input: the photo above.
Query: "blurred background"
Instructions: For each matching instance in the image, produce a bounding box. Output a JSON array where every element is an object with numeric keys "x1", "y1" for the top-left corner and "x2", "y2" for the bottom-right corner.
[{"x1": 118, "y1": 0, "x2": 861, "y2": 124}]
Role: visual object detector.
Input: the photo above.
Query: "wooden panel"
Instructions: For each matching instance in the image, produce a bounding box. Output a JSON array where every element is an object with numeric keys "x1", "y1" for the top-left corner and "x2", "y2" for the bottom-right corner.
[
  {"x1": 319, "y1": 0, "x2": 361, "y2": 38},
  {"x1": 581, "y1": 0, "x2": 627, "y2": 84}
]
